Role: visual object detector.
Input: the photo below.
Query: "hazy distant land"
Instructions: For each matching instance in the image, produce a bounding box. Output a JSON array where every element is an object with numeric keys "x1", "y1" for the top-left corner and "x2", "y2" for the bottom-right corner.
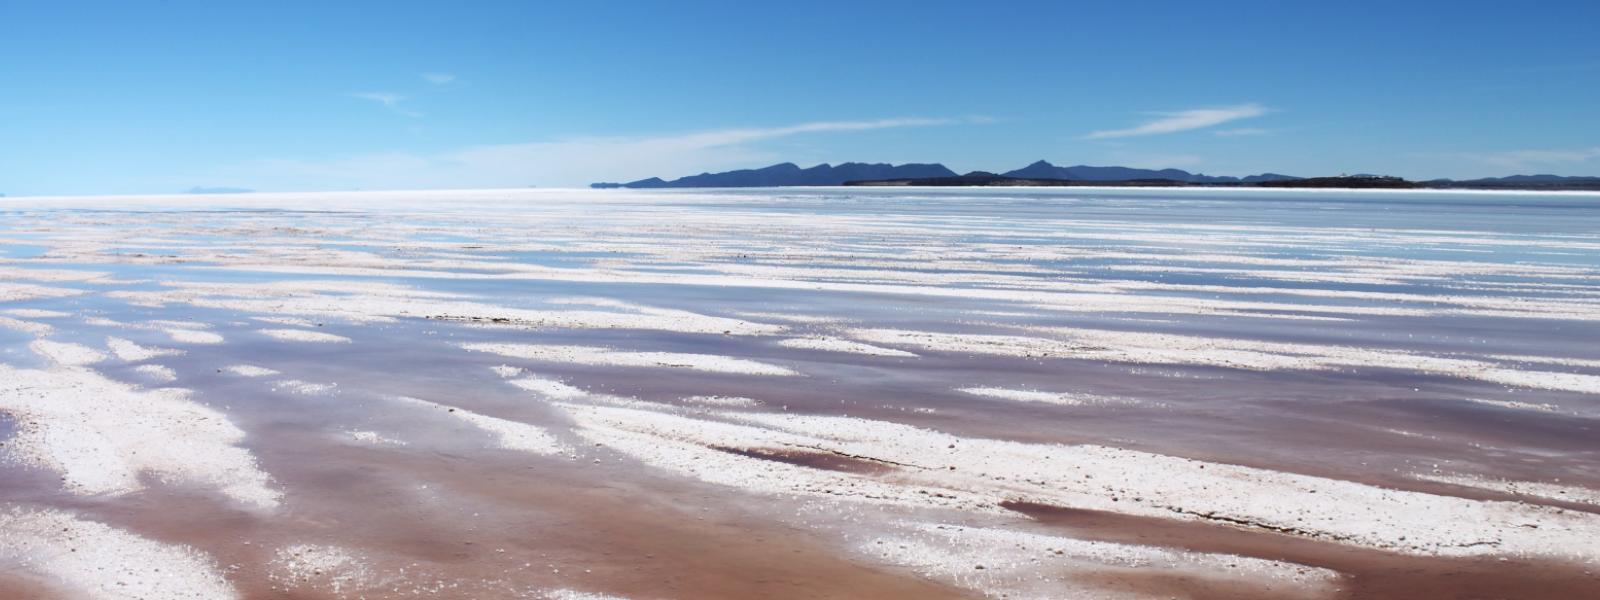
[{"x1": 593, "y1": 160, "x2": 1600, "y2": 191}]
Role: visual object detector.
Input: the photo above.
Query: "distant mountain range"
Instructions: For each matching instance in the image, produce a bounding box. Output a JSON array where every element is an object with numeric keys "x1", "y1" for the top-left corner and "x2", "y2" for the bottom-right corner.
[
  {"x1": 592, "y1": 160, "x2": 1296, "y2": 188},
  {"x1": 1423, "y1": 174, "x2": 1600, "y2": 189},
  {"x1": 591, "y1": 162, "x2": 956, "y2": 189},
  {"x1": 592, "y1": 161, "x2": 1600, "y2": 191},
  {"x1": 1001, "y1": 160, "x2": 1298, "y2": 184}
]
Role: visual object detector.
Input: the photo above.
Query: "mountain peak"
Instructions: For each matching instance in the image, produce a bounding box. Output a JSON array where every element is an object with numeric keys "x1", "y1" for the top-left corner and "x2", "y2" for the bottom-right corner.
[{"x1": 594, "y1": 162, "x2": 957, "y2": 188}]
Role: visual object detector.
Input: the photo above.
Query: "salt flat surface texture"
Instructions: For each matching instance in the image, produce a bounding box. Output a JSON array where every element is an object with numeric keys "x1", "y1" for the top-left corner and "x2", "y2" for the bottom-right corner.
[{"x1": 1, "y1": 188, "x2": 1598, "y2": 599}]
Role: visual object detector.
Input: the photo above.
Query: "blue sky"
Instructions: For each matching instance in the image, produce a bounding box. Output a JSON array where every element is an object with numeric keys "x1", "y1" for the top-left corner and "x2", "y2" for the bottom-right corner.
[{"x1": 3, "y1": 1, "x2": 1598, "y2": 195}]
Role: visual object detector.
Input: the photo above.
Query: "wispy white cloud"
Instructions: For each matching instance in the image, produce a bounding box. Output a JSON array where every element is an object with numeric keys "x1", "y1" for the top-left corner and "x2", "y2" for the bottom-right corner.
[
  {"x1": 349, "y1": 92, "x2": 422, "y2": 117},
  {"x1": 200, "y1": 117, "x2": 973, "y2": 190},
  {"x1": 421, "y1": 72, "x2": 456, "y2": 85},
  {"x1": 1084, "y1": 104, "x2": 1268, "y2": 139},
  {"x1": 1212, "y1": 127, "x2": 1272, "y2": 137},
  {"x1": 1458, "y1": 147, "x2": 1600, "y2": 170}
]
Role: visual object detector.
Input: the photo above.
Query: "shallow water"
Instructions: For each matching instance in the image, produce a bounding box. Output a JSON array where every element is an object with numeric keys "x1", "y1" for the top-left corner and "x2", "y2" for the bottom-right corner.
[{"x1": 1, "y1": 188, "x2": 1598, "y2": 599}]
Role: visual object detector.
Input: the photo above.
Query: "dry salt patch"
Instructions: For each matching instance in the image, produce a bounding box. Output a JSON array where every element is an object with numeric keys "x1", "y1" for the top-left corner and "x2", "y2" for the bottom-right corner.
[
  {"x1": 251, "y1": 315, "x2": 320, "y2": 328},
  {"x1": 0, "y1": 507, "x2": 239, "y2": 600},
  {"x1": 272, "y1": 380, "x2": 339, "y2": 396},
  {"x1": 508, "y1": 376, "x2": 592, "y2": 400},
  {"x1": 461, "y1": 343, "x2": 798, "y2": 376},
  {"x1": 489, "y1": 364, "x2": 525, "y2": 378},
  {"x1": 269, "y1": 544, "x2": 373, "y2": 596},
  {"x1": 850, "y1": 327, "x2": 1600, "y2": 396},
  {"x1": 560, "y1": 402, "x2": 1600, "y2": 559},
  {"x1": 958, "y1": 387, "x2": 1125, "y2": 407},
  {"x1": 0, "y1": 266, "x2": 115, "y2": 283},
  {"x1": 345, "y1": 430, "x2": 407, "y2": 446},
  {"x1": 1460, "y1": 397, "x2": 1561, "y2": 413},
  {"x1": 1489, "y1": 353, "x2": 1600, "y2": 370},
  {"x1": 0, "y1": 365, "x2": 281, "y2": 509},
  {"x1": 540, "y1": 589, "x2": 631, "y2": 600},
  {"x1": 866, "y1": 522, "x2": 1335, "y2": 600},
  {"x1": 681, "y1": 395, "x2": 761, "y2": 408},
  {"x1": 258, "y1": 328, "x2": 352, "y2": 343},
  {"x1": 105, "y1": 337, "x2": 185, "y2": 362},
  {"x1": 0, "y1": 316, "x2": 51, "y2": 335},
  {"x1": 29, "y1": 340, "x2": 107, "y2": 367},
  {"x1": 1, "y1": 308, "x2": 72, "y2": 319},
  {"x1": 775, "y1": 336, "x2": 918, "y2": 358},
  {"x1": 147, "y1": 320, "x2": 212, "y2": 330},
  {"x1": 222, "y1": 364, "x2": 279, "y2": 377},
  {"x1": 0, "y1": 282, "x2": 83, "y2": 303},
  {"x1": 166, "y1": 328, "x2": 224, "y2": 345},
  {"x1": 133, "y1": 364, "x2": 177, "y2": 383},
  {"x1": 1415, "y1": 473, "x2": 1600, "y2": 507},
  {"x1": 392, "y1": 396, "x2": 566, "y2": 455},
  {"x1": 734, "y1": 311, "x2": 848, "y2": 325},
  {"x1": 113, "y1": 281, "x2": 786, "y2": 335}
]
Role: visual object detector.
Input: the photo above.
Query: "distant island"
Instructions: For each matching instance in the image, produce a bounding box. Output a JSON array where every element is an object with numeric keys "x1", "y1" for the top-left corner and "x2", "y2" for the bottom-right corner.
[
  {"x1": 592, "y1": 162, "x2": 957, "y2": 189},
  {"x1": 593, "y1": 160, "x2": 1600, "y2": 191}
]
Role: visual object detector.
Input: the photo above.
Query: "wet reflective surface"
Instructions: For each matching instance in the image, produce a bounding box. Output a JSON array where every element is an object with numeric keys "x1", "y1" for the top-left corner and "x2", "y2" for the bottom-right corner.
[{"x1": 1, "y1": 188, "x2": 1598, "y2": 599}]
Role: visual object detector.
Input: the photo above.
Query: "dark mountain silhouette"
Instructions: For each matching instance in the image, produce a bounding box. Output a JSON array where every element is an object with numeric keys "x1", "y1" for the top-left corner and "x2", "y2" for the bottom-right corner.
[
  {"x1": 1001, "y1": 160, "x2": 1299, "y2": 184},
  {"x1": 592, "y1": 161, "x2": 1598, "y2": 191},
  {"x1": 592, "y1": 162, "x2": 956, "y2": 188},
  {"x1": 1423, "y1": 174, "x2": 1600, "y2": 190}
]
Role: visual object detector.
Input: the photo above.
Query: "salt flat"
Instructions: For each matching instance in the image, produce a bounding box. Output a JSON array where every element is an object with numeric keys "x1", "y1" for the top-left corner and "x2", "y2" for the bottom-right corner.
[{"x1": 1, "y1": 187, "x2": 1597, "y2": 599}]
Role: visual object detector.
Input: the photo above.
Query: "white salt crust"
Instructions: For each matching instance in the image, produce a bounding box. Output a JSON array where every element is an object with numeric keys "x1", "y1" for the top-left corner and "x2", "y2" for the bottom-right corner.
[
  {"x1": 561, "y1": 402, "x2": 1600, "y2": 560},
  {"x1": 272, "y1": 380, "x2": 339, "y2": 396},
  {"x1": 257, "y1": 328, "x2": 352, "y2": 343},
  {"x1": 165, "y1": 328, "x2": 224, "y2": 345},
  {"x1": 222, "y1": 364, "x2": 280, "y2": 377},
  {"x1": 489, "y1": 364, "x2": 525, "y2": 378},
  {"x1": 0, "y1": 507, "x2": 239, "y2": 600},
  {"x1": 0, "y1": 363, "x2": 280, "y2": 509},
  {"x1": 1415, "y1": 473, "x2": 1600, "y2": 507},
  {"x1": 849, "y1": 327, "x2": 1600, "y2": 395},
  {"x1": 775, "y1": 336, "x2": 918, "y2": 358},
  {"x1": 0, "y1": 316, "x2": 52, "y2": 335},
  {"x1": 461, "y1": 343, "x2": 798, "y2": 376},
  {"x1": 108, "y1": 280, "x2": 785, "y2": 336},
  {"x1": 133, "y1": 364, "x2": 177, "y2": 383},
  {"x1": 345, "y1": 430, "x2": 407, "y2": 446},
  {"x1": 959, "y1": 387, "x2": 1121, "y2": 407},
  {"x1": 269, "y1": 543, "x2": 372, "y2": 596},
  {"x1": 865, "y1": 522, "x2": 1336, "y2": 600},
  {"x1": 2, "y1": 308, "x2": 73, "y2": 319},
  {"x1": 681, "y1": 395, "x2": 761, "y2": 408},
  {"x1": 29, "y1": 340, "x2": 107, "y2": 367},
  {"x1": 540, "y1": 589, "x2": 631, "y2": 600},
  {"x1": 0, "y1": 282, "x2": 84, "y2": 303},
  {"x1": 251, "y1": 315, "x2": 319, "y2": 327},
  {"x1": 507, "y1": 377, "x2": 591, "y2": 400},
  {"x1": 105, "y1": 337, "x2": 185, "y2": 362},
  {"x1": 392, "y1": 396, "x2": 567, "y2": 455},
  {"x1": 1460, "y1": 397, "x2": 1562, "y2": 413}
]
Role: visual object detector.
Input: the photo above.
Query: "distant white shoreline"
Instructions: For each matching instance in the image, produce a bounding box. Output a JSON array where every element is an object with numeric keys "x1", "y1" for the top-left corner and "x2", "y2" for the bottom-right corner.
[{"x1": 3, "y1": 184, "x2": 1598, "y2": 203}]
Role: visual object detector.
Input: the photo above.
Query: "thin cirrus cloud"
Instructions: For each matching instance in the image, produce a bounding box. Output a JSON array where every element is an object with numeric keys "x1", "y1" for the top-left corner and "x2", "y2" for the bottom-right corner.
[
  {"x1": 421, "y1": 72, "x2": 456, "y2": 85},
  {"x1": 1084, "y1": 103, "x2": 1268, "y2": 139},
  {"x1": 1212, "y1": 127, "x2": 1272, "y2": 137},
  {"x1": 200, "y1": 117, "x2": 976, "y2": 191},
  {"x1": 348, "y1": 92, "x2": 422, "y2": 117}
]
